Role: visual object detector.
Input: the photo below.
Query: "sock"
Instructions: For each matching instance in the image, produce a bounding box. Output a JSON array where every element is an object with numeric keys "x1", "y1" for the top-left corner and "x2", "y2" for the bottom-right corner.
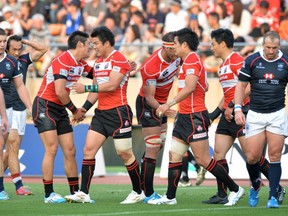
[
  {"x1": 246, "y1": 162, "x2": 261, "y2": 191},
  {"x1": 259, "y1": 156, "x2": 269, "y2": 179},
  {"x1": 181, "y1": 153, "x2": 189, "y2": 180},
  {"x1": 43, "y1": 179, "x2": 53, "y2": 198},
  {"x1": 166, "y1": 162, "x2": 182, "y2": 199},
  {"x1": 126, "y1": 160, "x2": 142, "y2": 194},
  {"x1": 0, "y1": 176, "x2": 4, "y2": 192},
  {"x1": 207, "y1": 159, "x2": 239, "y2": 192},
  {"x1": 80, "y1": 159, "x2": 95, "y2": 194},
  {"x1": 187, "y1": 150, "x2": 200, "y2": 171},
  {"x1": 142, "y1": 157, "x2": 156, "y2": 197},
  {"x1": 67, "y1": 177, "x2": 79, "y2": 194},
  {"x1": 140, "y1": 152, "x2": 145, "y2": 190},
  {"x1": 216, "y1": 159, "x2": 228, "y2": 198},
  {"x1": 11, "y1": 173, "x2": 23, "y2": 190},
  {"x1": 268, "y1": 162, "x2": 281, "y2": 199}
]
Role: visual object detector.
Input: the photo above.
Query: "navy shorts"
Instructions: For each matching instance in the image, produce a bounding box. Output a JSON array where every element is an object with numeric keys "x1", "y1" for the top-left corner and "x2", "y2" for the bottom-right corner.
[
  {"x1": 90, "y1": 105, "x2": 133, "y2": 138},
  {"x1": 135, "y1": 95, "x2": 167, "y2": 127},
  {"x1": 173, "y1": 111, "x2": 210, "y2": 143},
  {"x1": 32, "y1": 96, "x2": 72, "y2": 135}
]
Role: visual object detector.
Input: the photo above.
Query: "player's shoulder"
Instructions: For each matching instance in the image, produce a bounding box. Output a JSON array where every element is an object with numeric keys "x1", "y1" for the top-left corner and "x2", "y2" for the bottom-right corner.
[{"x1": 244, "y1": 52, "x2": 261, "y2": 64}]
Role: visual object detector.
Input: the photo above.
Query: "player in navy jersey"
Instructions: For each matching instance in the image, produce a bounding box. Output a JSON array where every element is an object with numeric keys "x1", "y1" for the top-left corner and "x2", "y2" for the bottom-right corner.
[
  {"x1": 3, "y1": 35, "x2": 47, "y2": 196},
  {"x1": 0, "y1": 28, "x2": 32, "y2": 201},
  {"x1": 235, "y1": 31, "x2": 288, "y2": 208}
]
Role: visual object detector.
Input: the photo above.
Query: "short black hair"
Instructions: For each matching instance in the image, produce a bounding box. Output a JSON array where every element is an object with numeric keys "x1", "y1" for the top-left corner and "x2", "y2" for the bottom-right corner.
[
  {"x1": 90, "y1": 26, "x2": 115, "y2": 46},
  {"x1": 6, "y1": 34, "x2": 22, "y2": 51},
  {"x1": 67, "y1": 30, "x2": 89, "y2": 50},
  {"x1": 211, "y1": 28, "x2": 234, "y2": 48},
  {"x1": 162, "y1": 31, "x2": 174, "y2": 43},
  {"x1": 173, "y1": 28, "x2": 199, "y2": 51}
]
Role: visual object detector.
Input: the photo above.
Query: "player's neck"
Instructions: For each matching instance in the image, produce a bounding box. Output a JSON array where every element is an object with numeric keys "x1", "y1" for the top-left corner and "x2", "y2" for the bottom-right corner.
[
  {"x1": 221, "y1": 49, "x2": 233, "y2": 61},
  {"x1": 102, "y1": 47, "x2": 115, "y2": 60}
]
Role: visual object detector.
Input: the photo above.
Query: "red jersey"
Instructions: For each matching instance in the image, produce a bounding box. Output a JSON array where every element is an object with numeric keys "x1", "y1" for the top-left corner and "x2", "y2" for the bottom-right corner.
[
  {"x1": 37, "y1": 51, "x2": 92, "y2": 105},
  {"x1": 218, "y1": 52, "x2": 249, "y2": 109},
  {"x1": 94, "y1": 50, "x2": 131, "y2": 110},
  {"x1": 139, "y1": 49, "x2": 181, "y2": 103},
  {"x1": 178, "y1": 52, "x2": 207, "y2": 114}
]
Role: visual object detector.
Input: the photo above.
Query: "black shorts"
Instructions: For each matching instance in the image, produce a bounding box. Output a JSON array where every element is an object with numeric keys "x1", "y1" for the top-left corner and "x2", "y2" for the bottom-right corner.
[
  {"x1": 135, "y1": 95, "x2": 167, "y2": 127},
  {"x1": 216, "y1": 103, "x2": 249, "y2": 138},
  {"x1": 90, "y1": 105, "x2": 133, "y2": 138},
  {"x1": 173, "y1": 111, "x2": 210, "y2": 143},
  {"x1": 32, "y1": 96, "x2": 72, "y2": 135}
]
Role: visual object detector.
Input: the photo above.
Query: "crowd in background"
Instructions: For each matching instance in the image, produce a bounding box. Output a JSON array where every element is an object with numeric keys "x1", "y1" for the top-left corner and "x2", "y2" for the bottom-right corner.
[{"x1": 0, "y1": 0, "x2": 288, "y2": 77}]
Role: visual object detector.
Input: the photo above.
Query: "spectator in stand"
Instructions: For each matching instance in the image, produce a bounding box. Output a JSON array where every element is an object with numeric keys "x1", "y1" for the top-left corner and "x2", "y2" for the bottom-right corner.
[
  {"x1": 105, "y1": 15, "x2": 123, "y2": 45},
  {"x1": 188, "y1": 14, "x2": 203, "y2": 41},
  {"x1": 106, "y1": 0, "x2": 123, "y2": 26},
  {"x1": 29, "y1": 0, "x2": 48, "y2": 18},
  {"x1": 187, "y1": 1, "x2": 209, "y2": 35},
  {"x1": 141, "y1": 27, "x2": 162, "y2": 58},
  {"x1": 129, "y1": 0, "x2": 143, "y2": 14},
  {"x1": 279, "y1": 10, "x2": 288, "y2": 41},
  {"x1": 250, "y1": 0, "x2": 279, "y2": 32},
  {"x1": 119, "y1": 24, "x2": 143, "y2": 76},
  {"x1": 60, "y1": 0, "x2": 85, "y2": 43},
  {"x1": 5, "y1": 0, "x2": 20, "y2": 16},
  {"x1": 83, "y1": 0, "x2": 107, "y2": 33},
  {"x1": 201, "y1": 12, "x2": 220, "y2": 50},
  {"x1": 2, "y1": 5, "x2": 23, "y2": 36},
  {"x1": 0, "y1": 21, "x2": 12, "y2": 36},
  {"x1": 163, "y1": 0, "x2": 188, "y2": 34},
  {"x1": 230, "y1": 0, "x2": 252, "y2": 38},
  {"x1": 17, "y1": 1, "x2": 33, "y2": 39},
  {"x1": 215, "y1": 3, "x2": 232, "y2": 29},
  {"x1": 119, "y1": 8, "x2": 130, "y2": 34},
  {"x1": 130, "y1": 11, "x2": 148, "y2": 40},
  {"x1": 145, "y1": 0, "x2": 166, "y2": 38}
]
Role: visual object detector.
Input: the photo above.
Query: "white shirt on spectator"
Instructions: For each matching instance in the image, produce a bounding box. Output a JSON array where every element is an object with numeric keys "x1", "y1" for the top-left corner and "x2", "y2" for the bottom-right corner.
[{"x1": 163, "y1": 9, "x2": 188, "y2": 33}]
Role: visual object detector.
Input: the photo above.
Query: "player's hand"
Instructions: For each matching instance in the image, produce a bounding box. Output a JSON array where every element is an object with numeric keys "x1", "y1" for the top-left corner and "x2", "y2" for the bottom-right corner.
[
  {"x1": 224, "y1": 107, "x2": 233, "y2": 122},
  {"x1": 156, "y1": 104, "x2": 169, "y2": 117},
  {"x1": 234, "y1": 111, "x2": 245, "y2": 126},
  {"x1": 71, "y1": 83, "x2": 85, "y2": 94},
  {"x1": 165, "y1": 108, "x2": 177, "y2": 118},
  {"x1": 0, "y1": 117, "x2": 9, "y2": 136},
  {"x1": 73, "y1": 108, "x2": 86, "y2": 122},
  {"x1": 128, "y1": 60, "x2": 137, "y2": 71}
]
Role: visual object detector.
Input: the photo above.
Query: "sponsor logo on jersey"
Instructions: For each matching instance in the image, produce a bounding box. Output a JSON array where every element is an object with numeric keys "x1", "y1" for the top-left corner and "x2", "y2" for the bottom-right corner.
[
  {"x1": 120, "y1": 126, "x2": 132, "y2": 133},
  {"x1": 197, "y1": 125, "x2": 203, "y2": 131},
  {"x1": 146, "y1": 79, "x2": 156, "y2": 86},
  {"x1": 124, "y1": 120, "x2": 130, "y2": 127},
  {"x1": 256, "y1": 62, "x2": 265, "y2": 69},
  {"x1": 39, "y1": 113, "x2": 45, "y2": 118},
  {"x1": 187, "y1": 68, "x2": 195, "y2": 75},
  {"x1": 144, "y1": 111, "x2": 151, "y2": 118},
  {"x1": 112, "y1": 66, "x2": 121, "y2": 73},
  {"x1": 263, "y1": 73, "x2": 274, "y2": 79},
  {"x1": 0, "y1": 73, "x2": 5, "y2": 78},
  {"x1": 193, "y1": 132, "x2": 207, "y2": 139},
  {"x1": 60, "y1": 69, "x2": 68, "y2": 77}
]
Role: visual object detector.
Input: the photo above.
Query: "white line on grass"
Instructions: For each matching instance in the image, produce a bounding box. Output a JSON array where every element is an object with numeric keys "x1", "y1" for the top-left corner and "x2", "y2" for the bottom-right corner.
[{"x1": 53, "y1": 205, "x2": 288, "y2": 216}]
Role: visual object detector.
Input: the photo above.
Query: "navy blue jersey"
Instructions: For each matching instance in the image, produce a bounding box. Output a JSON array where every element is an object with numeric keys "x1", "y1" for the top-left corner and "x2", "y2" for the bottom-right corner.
[
  {"x1": 10, "y1": 53, "x2": 32, "y2": 111},
  {"x1": 0, "y1": 53, "x2": 21, "y2": 108},
  {"x1": 238, "y1": 50, "x2": 288, "y2": 113}
]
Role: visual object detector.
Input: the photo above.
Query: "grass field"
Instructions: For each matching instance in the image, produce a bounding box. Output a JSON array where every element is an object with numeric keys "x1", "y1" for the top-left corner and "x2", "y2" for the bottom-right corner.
[{"x1": 1, "y1": 182, "x2": 287, "y2": 216}]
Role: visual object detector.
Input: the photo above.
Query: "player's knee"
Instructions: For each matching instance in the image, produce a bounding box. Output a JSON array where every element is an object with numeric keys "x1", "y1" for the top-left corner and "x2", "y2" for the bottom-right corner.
[
  {"x1": 169, "y1": 139, "x2": 189, "y2": 162},
  {"x1": 144, "y1": 135, "x2": 162, "y2": 148},
  {"x1": 114, "y1": 138, "x2": 134, "y2": 163}
]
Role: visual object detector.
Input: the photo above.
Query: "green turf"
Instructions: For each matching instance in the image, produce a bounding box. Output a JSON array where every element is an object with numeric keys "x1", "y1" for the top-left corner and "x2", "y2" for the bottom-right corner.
[{"x1": 1, "y1": 183, "x2": 287, "y2": 216}]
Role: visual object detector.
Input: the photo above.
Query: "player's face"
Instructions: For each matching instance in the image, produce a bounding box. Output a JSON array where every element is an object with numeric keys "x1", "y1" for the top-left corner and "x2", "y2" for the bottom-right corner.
[
  {"x1": 262, "y1": 37, "x2": 280, "y2": 61},
  {"x1": 174, "y1": 36, "x2": 183, "y2": 58},
  {"x1": 0, "y1": 35, "x2": 7, "y2": 56},
  {"x1": 90, "y1": 37, "x2": 105, "y2": 58},
  {"x1": 165, "y1": 46, "x2": 177, "y2": 61},
  {"x1": 211, "y1": 38, "x2": 222, "y2": 58},
  {"x1": 7, "y1": 40, "x2": 22, "y2": 59}
]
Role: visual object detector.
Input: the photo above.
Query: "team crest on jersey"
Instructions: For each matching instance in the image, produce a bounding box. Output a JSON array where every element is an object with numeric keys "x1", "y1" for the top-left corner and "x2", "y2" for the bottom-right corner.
[
  {"x1": 104, "y1": 63, "x2": 109, "y2": 69},
  {"x1": 0, "y1": 73, "x2": 5, "y2": 78},
  {"x1": 278, "y1": 63, "x2": 284, "y2": 71},
  {"x1": 5, "y1": 62, "x2": 11, "y2": 70},
  {"x1": 197, "y1": 125, "x2": 203, "y2": 131},
  {"x1": 144, "y1": 111, "x2": 151, "y2": 118},
  {"x1": 94, "y1": 62, "x2": 112, "y2": 71}
]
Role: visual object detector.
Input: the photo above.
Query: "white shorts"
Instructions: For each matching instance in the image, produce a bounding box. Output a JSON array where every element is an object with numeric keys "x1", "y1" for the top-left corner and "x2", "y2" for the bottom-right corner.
[
  {"x1": 0, "y1": 107, "x2": 13, "y2": 133},
  {"x1": 11, "y1": 110, "x2": 27, "y2": 135},
  {"x1": 245, "y1": 108, "x2": 288, "y2": 138}
]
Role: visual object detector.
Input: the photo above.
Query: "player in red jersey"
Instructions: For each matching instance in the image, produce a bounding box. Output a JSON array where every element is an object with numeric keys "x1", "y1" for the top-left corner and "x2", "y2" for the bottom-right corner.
[
  {"x1": 65, "y1": 26, "x2": 143, "y2": 204},
  {"x1": 135, "y1": 32, "x2": 180, "y2": 203},
  {"x1": 149, "y1": 28, "x2": 244, "y2": 205},
  {"x1": 32, "y1": 30, "x2": 92, "y2": 203}
]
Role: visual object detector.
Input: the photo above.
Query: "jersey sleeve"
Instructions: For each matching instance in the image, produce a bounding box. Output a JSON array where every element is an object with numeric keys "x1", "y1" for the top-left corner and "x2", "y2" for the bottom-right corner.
[
  {"x1": 111, "y1": 53, "x2": 131, "y2": 75},
  {"x1": 238, "y1": 57, "x2": 253, "y2": 82}
]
